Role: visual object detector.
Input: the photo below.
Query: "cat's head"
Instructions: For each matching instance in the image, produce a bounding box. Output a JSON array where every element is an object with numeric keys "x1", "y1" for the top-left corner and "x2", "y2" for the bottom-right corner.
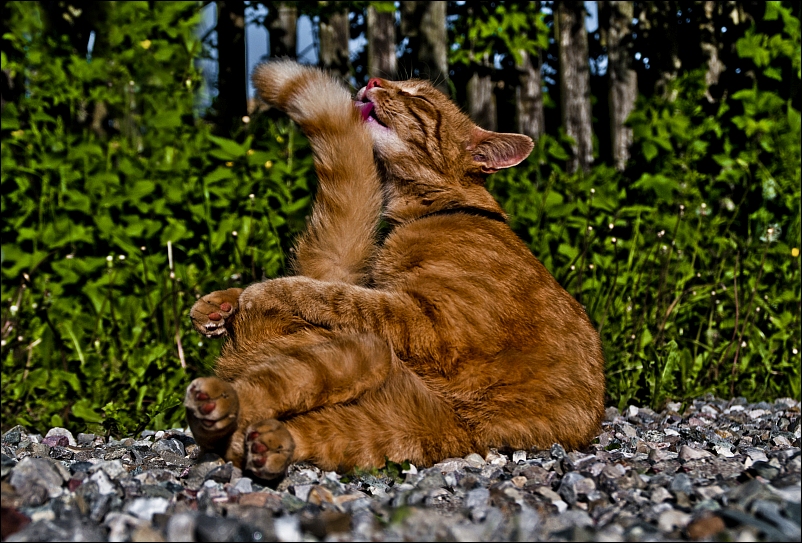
[{"x1": 354, "y1": 77, "x2": 533, "y2": 221}]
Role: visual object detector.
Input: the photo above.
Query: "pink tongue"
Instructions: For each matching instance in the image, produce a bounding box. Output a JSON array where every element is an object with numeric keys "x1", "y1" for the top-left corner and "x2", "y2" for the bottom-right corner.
[{"x1": 354, "y1": 101, "x2": 374, "y2": 121}]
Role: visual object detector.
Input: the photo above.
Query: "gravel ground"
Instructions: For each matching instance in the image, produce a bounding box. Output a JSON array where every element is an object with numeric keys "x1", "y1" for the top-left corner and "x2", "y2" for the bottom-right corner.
[{"x1": 1, "y1": 395, "x2": 800, "y2": 542}]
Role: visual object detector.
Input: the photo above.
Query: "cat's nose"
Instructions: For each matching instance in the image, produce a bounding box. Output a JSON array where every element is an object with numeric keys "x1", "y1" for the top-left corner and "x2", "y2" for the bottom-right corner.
[{"x1": 366, "y1": 78, "x2": 382, "y2": 90}]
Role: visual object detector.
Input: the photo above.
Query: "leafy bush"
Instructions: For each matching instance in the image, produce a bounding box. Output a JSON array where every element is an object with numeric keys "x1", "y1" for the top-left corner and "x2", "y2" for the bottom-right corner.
[
  {"x1": 1, "y1": 2, "x2": 314, "y2": 435},
  {"x1": 1, "y1": 2, "x2": 799, "y2": 439},
  {"x1": 488, "y1": 3, "x2": 801, "y2": 410}
]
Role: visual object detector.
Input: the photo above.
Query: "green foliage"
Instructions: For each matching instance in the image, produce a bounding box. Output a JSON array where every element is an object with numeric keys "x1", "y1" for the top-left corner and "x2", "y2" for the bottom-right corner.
[
  {"x1": 488, "y1": 5, "x2": 801, "y2": 410},
  {"x1": 1, "y1": 1, "x2": 799, "y2": 441},
  {"x1": 1, "y1": 1, "x2": 314, "y2": 436},
  {"x1": 449, "y1": 1, "x2": 549, "y2": 67}
]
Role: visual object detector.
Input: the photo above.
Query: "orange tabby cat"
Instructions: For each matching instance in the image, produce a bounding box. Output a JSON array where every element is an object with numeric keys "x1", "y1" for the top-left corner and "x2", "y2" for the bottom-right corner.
[{"x1": 186, "y1": 60, "x2": 605, "y2": 479}]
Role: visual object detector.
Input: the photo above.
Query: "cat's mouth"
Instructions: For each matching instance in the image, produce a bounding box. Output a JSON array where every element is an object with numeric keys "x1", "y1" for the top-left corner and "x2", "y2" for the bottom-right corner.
[{"x1": 354, "y1": 99, "x2": 389, "y2": 129}]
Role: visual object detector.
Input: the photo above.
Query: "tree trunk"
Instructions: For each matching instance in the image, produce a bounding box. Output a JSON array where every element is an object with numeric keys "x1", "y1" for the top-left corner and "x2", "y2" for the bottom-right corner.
[
  {"x1": 400, "y1": 1, "x2": 448, "y2": 93},
  {"x1": 556, "y1": 1, "x2": 593, "y2": 173},
  {"x1": 319, "y1": 9, "x2": 350, "y2": 81},
  {"x1": 700, "y1": 1, "x2": 725, "y2": 101},
  {"x1": 367, "y1": 4, "x2": 396, "y2": 79},
  {"x1": 268, "y1": 2, "x2": 297, "y2": 59},
  {"x1": 636, "y1": 2, "x2": 681, "y2": 97},
  {"x1": 467, "y1": 57, "x2": 496, "y2": 131},
  {"x1": 216, "y1": 0, "x2": 247, "y2": 135},
  {"x1": 601, "y1": 1, "x2": 637, "y2": 170},
  {"x1": 516, "y1": 49, "x2": 545, "y2": 141}
]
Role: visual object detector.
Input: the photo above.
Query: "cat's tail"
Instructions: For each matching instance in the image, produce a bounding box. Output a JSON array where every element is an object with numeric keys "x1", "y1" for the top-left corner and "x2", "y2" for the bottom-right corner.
[{"x1": 252, "y1": 60, "x2": 382, "y2": 285}]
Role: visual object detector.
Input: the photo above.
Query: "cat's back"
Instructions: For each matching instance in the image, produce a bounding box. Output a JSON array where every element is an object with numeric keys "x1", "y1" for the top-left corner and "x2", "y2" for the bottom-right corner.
[
  {"x1": 375, "y1": 212, "x2": 554, "y2": 296},
  {"x1": 373, "y1": 212, "x2": 592, "y2": 339}
]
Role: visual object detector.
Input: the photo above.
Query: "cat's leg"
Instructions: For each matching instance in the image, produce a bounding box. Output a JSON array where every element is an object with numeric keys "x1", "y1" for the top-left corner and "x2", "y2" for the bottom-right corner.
[
  {"x1": 207, "y1": 332, "x2": 394, "y2": 477},
  {"x1": 247, "y1": 367, "x2": 477, "y2": 474},
  {"x1": 189, "y1": 288, "x2": 243, "y2": 338},
  {"x1": 233, "y1": 332, "x2": 392, "y2": 419},
  {"x1": 237, "y1": 277, "x2": 444, "y2": 362},
  {"x1": 252, "y1": 60, "x2": 382, "y2": 285}
]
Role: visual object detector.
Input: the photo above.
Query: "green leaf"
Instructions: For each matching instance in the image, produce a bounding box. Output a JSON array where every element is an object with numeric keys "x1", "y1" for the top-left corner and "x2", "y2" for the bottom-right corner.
[
  {"x1": 208, "y1": 134, "x2": 247, "y2": 158},
  {"x1": 205, "y1": 166, "x2": 235, "y2": 184},
  {"x1": 633, "y1": 173, "x2": 677, "y2": 201},
  {"x1": 641, "y1": 141, "x2": 658, "y2": 162},
  {"x1": 70, "y1": 398, "x2": 103, "y2": 423}
]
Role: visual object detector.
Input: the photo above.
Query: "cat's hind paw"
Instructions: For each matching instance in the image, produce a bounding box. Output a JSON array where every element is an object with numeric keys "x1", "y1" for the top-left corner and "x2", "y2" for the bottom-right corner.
[
  {"x1": 243, "y1": 419, "x2": 295, "y2": 481},
  {"x1": 190, "y1": 288, "x2": 243, "y2": 338},
  {"x1": 185, "y1": 377, "x2": 239, "y2": 448}
]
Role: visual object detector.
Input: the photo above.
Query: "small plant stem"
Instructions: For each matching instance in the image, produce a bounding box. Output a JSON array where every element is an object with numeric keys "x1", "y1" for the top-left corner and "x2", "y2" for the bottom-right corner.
[
  {"x1": 686, "y1": 215, "x2": 702, "y2": 276},
  {"x1": 232, "y1": 233, "x2": 246, "y2": 273},
  {"x1": 717, "y1": 255, "x2": 740, "y2": 379},
  {"x1": 597, "y1": 241, "x2": 619, "y2": 335},
  {"x1": 729, "y1": 245, "x2": 768, "y2": 396},
  {"x1": 535, "y1": 172, "x2": 556, "y2": 234},
  {"x1": 652, "y1": 209, "x2": 684, "y2": 348},
  {"x1": 574, "y1": 190, "x2": 594, "y2": 304},
  {"x1": 107, "y1": 266, "x2": 123, "y2": 359},
  {"x1": 139, "y1": 248, "x2": 155, "y2": 318},
  {"x1": 249, "y1": 198, "x2": 257, "y2": 282},
  {"x1": 168, "y1": 241, "x2": 187, "y2": 370},
  {"x1": 90, "y1": 266, "x2": 118, "y2": 346}
]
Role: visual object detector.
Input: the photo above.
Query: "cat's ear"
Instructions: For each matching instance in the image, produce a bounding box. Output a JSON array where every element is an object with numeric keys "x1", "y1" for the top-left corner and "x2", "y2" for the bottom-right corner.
[{"x1": 468, "y1": 127, "x2": 534, "y2": 174}]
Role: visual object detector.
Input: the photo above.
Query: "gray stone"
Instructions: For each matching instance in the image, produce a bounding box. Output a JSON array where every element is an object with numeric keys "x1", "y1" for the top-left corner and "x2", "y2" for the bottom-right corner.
[
  {"x1": 153, "y1": 438, "x2": 185, "y2": 457},
  {"x1": 9, "y1": 457, "x2": 65, "y2": 505},
  {"x1": 550, "y1": 443, "x2": 566, "y2": 460},
  {"x1": 679, "y1": 444, "x2": 713, "y2": 461},
  {"x1": 541, "y1": 509, "x2": 593, "y2": 534},
  {"x1": 105, "y1": 512, "x2": 149, "y2": 542},
  {"x1": 274, "y1": 515, "x2": 302, "y2": 542},
  {"x1": 657, "y1": 509, "x2": 691, "y2": 532},
  {"x1": 90, "y1": 459, "x2": 127, "y2": 479},
  {"x1": 77, "y1": 433, "x2": 96, "y2": 445},
  {"x1": 558, "y1": 471, "x2": 596, "y2": 505},
  {"x1": 416, "y1": 471, "x2": 447, "y2": 490},
  {"x1": 126, "y1": 496, "x2": 170, "y2": 521},
  {"x1": 464, "y1": 487, "x2": 490, "y2": 509},
  {"x1": 753, "y1": 499, "x2": 802, "y2": 539},
  {"x1": 231, "y1": 477, "x2": 253, "y2": 494},
  {"x1": 650, "y1": 486, "x2": 672, "y2": 504},
  {"x1": 166, "y1": 512, "x2": 198, "y2": 542},
  {"x1": 6, "y1": 517, "x2": 105, "y2": 542},
  {"x1": 3, "y1": 426, "x2": 24, "y2": 445},
  {"x1": 89, "y1": 469, "x2": 118, "y2": 496},
  {"x1": 604, "y1": 407, "x2": 620, "y2": 422},
  {"x1": 433, "y1": 458, "x2": 470, "y2": 472},
  {"x1": 194, "y1": 514, "x2": 253, "y2": 542},
  {"x1": 669, "y1": 472, "x2": 693, "y2": 495},
  {"x1": 751, "y1": 461, "x2": 780, "y2": 480},
  {"x1": 463, "y1": 453, "x2": 485, "y2": 468}
]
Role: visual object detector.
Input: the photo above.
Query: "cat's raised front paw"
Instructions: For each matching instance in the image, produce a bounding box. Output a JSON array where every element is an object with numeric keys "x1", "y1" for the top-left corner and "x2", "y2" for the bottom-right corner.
[
  {"x1": 190, "y1": 288, "x2": 243, "y2": 338},
  {"x1": 185, "y1": 377, "x2": 239, "y2": 448},
  {"x1": 243, "y1": 419, "x2": 295, "y2": 481}
]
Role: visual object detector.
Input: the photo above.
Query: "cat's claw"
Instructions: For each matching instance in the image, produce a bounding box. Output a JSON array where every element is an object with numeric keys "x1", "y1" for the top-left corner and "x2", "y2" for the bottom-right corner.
[
  {"x1": 243, "y1": 419, "x2": 295, "y2": 481},
  {"x1": 190, "y1": 288, "x2": 243, "y2": 338},
  {"x1": 184, "y1": 377, "x2": 239, "y2": 446}
]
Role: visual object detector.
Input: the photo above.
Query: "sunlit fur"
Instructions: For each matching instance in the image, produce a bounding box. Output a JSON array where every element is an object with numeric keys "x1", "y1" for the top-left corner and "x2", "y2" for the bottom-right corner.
[{"x1": 187, "y1": 60, "x2": 605, "y2": 475}]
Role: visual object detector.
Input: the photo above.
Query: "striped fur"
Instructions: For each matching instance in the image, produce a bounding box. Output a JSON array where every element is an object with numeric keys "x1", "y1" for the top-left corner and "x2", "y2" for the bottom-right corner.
[{"x1": 186, "y1": 61, "x2": 605, "y2": 477}]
